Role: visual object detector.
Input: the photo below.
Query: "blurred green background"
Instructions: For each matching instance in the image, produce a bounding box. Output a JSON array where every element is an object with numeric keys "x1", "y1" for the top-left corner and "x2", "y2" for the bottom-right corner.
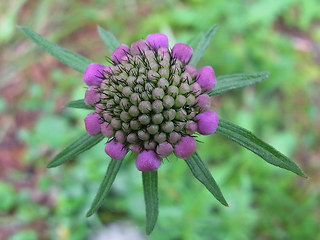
[{"x1": 1, "y1": 0, "x2": 319, "y2": 239}]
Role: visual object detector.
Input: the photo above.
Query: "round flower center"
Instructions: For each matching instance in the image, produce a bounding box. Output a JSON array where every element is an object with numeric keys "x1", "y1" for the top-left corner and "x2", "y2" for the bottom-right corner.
[{"x1": 97, "y1": 47, "x2": 200, "y2": 151}]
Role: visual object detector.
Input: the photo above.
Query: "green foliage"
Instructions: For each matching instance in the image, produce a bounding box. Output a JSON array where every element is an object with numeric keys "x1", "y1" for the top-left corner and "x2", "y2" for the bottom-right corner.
[
  {"x1": 47, "y1": 133, "x2": 104, "y2": 168},
  {"x1": 17, "y1": 26, "x2": 92, "y2": 73},
  {"x1": 65, "y1": 99, "x2": 94, "y2": 110},
  {"x1": 97, "y1": 25, "x2": 121, "y2": 52},
  {"x1": 86, "y1": 159, "x2": 123, "y2": 217},
  {"x1": 185, "y1": 152, "x2": 228, "y2": 206},
  {"x1": 142, "y1": 171, "x2": 159, "y2": 235}
]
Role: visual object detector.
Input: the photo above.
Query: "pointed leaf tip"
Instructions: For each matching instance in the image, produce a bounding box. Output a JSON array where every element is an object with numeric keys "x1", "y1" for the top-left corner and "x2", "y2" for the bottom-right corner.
[
  {"x1": 216, "y1": 119, "x2": 307, "y2": 178},
  {"x1": 189, "y1": 24, "x2": 219, "y2": 67},
  {"x1": 17, "y1": 25, "x2": 91, "y2": 73},
  {"x1": 185, "y1": 152, "x2": 228, "y2": 206},
  {"x1": 86, "y1": 159, "x2": 123, "y2": 217},
  {"x1": 47, "y1": 133, "x2": 104, "y2": 168},
  {"x1": 97, "y1": 25, "x2": 121, "y2": 53}
]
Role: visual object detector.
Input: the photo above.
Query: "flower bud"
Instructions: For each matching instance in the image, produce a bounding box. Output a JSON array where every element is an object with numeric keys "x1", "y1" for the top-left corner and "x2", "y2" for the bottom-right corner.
[
  {"x1": 146, "y1": 33, "x2": 168, "y2": 50},
  {"x1": 174, "y1": 95, "x2": 187, "y2": 108},
  {"x1": 111, "y1": 45, "x2": 130, "y2": 64},
  {"x1": 128, "y1": 105, "x2": 140, "y2": 117},
  {"x1": 154, "y1": 133, "x2": 167, "y2": 143},
  {"x1": 83, "y1": 63, "x2": 105, "y2": 86},
  {"x1": 196, "y1": 66, "x2": 216, "y2": 92},
  {"x1": 105, "y1": 140, "x2": 127, "y2": 160},
  {"x1": 136, "y1": 150, "x2": 161, "y2": 171},
  {"x1": 161, "y1": 121, "x2": 174, "y2": 133},
  {"x1": 138, "y1": 114, "x2": 151, "y2": 125},
  {"x1": 168, "y1": 132, "x2": 181, "y2": 144},
  {"x1": 84, "y1": 112, "x2": 101, "y2": 136},
  {"x1": 196, "y1": 110, "x2": 219, "y2": 135},
  {"x1": 84, "y1": 86, "x2": 100, "y2": 105},
  {"x1": 139, "y1": 101, "x2": 152, "y2": 113},
  {"x1": 115, "y1": 130, "x2": 126, "y2": 143},
  {"x1": 197, "y1": 94, "x2": 211, "y2": 111},
  {"x1": 174, "y1": 136, "x2": 196, "y2": 158},
  {"x1": 101, "y1": 123, "x2": 114, "y2": 138},
  {"x1": 152, "y1": 88, "x2": 165, "y2": 100},
  {"x1": 152, "y1": 100, "x2": 164, "y2": 113},
  {"x1": 152, "y1": 113, "x2": 164, "y2": 124},
  {"x1": 156, "y1": 142, "x2": 173, "y2": 158},
  {"x1": 111, "y1": 118, "x2": 121, "y2": 130},
  {"x1": 127, "y1": 133, "x2": 138, "y2": 143},
  {"x1": 147, "y1": 125, "x2": 159, "y2": 135},
  {"x1": 138, "y1": 130, "x2": 150, "y2": 141},
  {"x1": 163, "y1": 95, "x2": 174, "y2": 109}
]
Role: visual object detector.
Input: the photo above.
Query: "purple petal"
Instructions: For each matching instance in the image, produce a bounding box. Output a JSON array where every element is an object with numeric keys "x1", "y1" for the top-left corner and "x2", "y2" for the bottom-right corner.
[
  {"x1": 172, "y1": 43, "x2": 193, "y2": 63},
  {"x1": 83, "y1": 63, "x2": 105, "y2": 86},
  {"x1": 196, "y1": 66, "x2": 216, "y2": 92},
  {"x1": 84, "y1": 86, "x2": 100, "y2": 105},
  {"x1": 136, "y1": 150, "x2": 161, "y2": 171},
  {"x1": 100, "y1": 122, "x2": 114, "y2": 138},
  {"x1": 174, "y1": 136, "x2": 196, "y2": 159},
  {"x1": 84, "y1": 112, "x2": 101, "y2": 136},
  {"x1": 130, "y1": 40, "x2": 149, "y2": 54},
  {"x1": 156, "y1": 142, "x2": 173, "y2": 158},
  {"x1": 196, "y1": 94, "x2": 211, "y2": 111},
  {"x1": 111, "y1": 44, "x2": 130, "y2": 64},
  {"x1": 146, "y1": 33, "x2": 168, "y2": 50},
  {"x1": 185, "y1": 65, "x2": 197, "y2": 77},
  {"x1": 196, "y1": 110, "x2": 219, "y2": 135},
  {"x1": 105, "y1": 140, "x2": 127, "y2": 160}
]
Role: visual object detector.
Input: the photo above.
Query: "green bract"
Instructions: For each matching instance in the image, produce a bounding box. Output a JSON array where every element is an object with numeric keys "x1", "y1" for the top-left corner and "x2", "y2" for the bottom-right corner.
[{"x1": 18, "y1": 24, "x2": 306, "y2": 235}]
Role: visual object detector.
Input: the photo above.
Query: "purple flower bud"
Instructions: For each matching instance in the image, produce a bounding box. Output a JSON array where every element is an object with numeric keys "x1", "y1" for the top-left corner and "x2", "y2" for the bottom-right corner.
[
  {"x1": 196, "y1": 66, "x2": 216, "y2": 92},
  {"x1": 169, "y1": 132, "x2": 181, "y2": 144},
  {"x1": 186, "y1": 121, "x2": 197, "y2": 134},
  {"x1": 168, "y1": 86, "x2": 179, "y2": 97},
  {"x1": 115, "y1": 130, "x2": 126, "y2": 143},
  {"x1": 95, "y1": 103, "x2": 104, "y2": 113},
  {"x1": 174, "y1": 136, "x2": 196, "y2": 159},
  {"x1": 172, "y1": 43, "x2": 193, "y2": 63},
  {"x1": 111, "y1": 44, "x2": 130, "y2": 64},
  {"x1": 156, "y1": 142, "x2": 173, "y2": 158},
  {"x1": 84, "y1": 112, "x2": 101, "y2": 136},
  {"x1": 127, "y1": 133, "x2": 138, "y2": 143},
  {"x1": 196, "y1": 110, "x2": 219, "y2": 135},
  {"x1": 105, "y1": 140, "x2": 127, "y2": 160},
  {"x1": 185, "y1": 65, "x2": 197, "y2": 77},
  {"x1": 129, "y1": 145, "x2": 141, "y2": 154},
  {"x1": 100, "y1": 123, "x2": 114, "y2": 138},
  {"x1": 152, "y1": 88, "x2": 165, "y2": 100},
  {"x1": 163, "y1": 95, "x2": 175, "y2": 109},
  {"x1": 136, "y1": 150, "x2": 161, "y2": 171},
  {"x1": 196, "y1": 94, "x2": 211, "y2": 111},
  {"x1": 130, "y1": 40, "x2": 149, "y2": 54},
  {"x1": 83, "y1": 63, "x2": 105, "y2": 86},
  {"x1": 103, "y1": 111, "x2": 112, "y2": 122},
  {"x1": 103, "y1": 66, "x2": 112, "y2": 75},
  {"x1": 146, "y1": 33, "x2": 168, "y2": 50},
  {"x1": 191, "y1": 82, "x2": 202, "y2": 96},
  {"x1": 111, "y1": 118, "x2": 121, "y2": 130},
  {"x1": 84, "y1": 86, "x2": 100, "y2": 105}
]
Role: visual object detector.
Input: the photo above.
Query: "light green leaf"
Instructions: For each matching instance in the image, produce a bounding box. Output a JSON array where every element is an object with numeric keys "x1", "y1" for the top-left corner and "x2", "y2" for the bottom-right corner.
[
  {"x1": 189, "y1": 24, "x2": 219, "y2": 67},
  {"x1": 97, "y1": 25, "x2": 121, "y2": 53},
  {"x1": 142, "y1": 171, "x2": 159, "y2": 235},
  {"x1": 65, "y1": 99, "x2": 94, "y2": 110},
  {"x1": 216, "y1": 119, "x2": 307, "y2": 178},
  {"x1": 47, "y1": 133, "x2": 104, "y2": 168},
  {"x1": 208, "y1": 72, "x2": 270, "y2": 96},
  {"x1": 17, "y1": 25, "x2": 91, "y2": 73},
  {"x1": 185, "y1": 152, "x2": 228, "y2": 206},
  {"x1": 86, "y1": 159, "x2": 123, "y2": 217}
]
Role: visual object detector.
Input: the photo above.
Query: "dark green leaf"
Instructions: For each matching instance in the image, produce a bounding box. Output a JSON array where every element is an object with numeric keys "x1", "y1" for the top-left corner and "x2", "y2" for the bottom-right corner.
[
  {"x1": 86, "y1": 159, "x2": 123, "y2": 217},
  {"x1": 17, "y1": 25, "x2": 91, "y2": 73},
  {"x1": 208, "y1": 72, "x2": 270, "y2": 96},
  {"x1": 185, "y1": 152, "x2": 228, "y2": 206},
  {"x1": 97, "y1": 26, "x2": 121, "y2": 53},
  {"x1": 189, "y1": 24, "x2": 219, "y2": 67},
  {"x1": 216, "y1": 119, "x2": 307, "y2": 178},
  {"x1": 47, "y1": 133, "x2": 104, "y2": 168},
  {"x1": 142, "y1": 171, "x2": 159, "y2": 235},
  {"x1": 65, "y1": 99, "x2": 94, "y2": 110}
]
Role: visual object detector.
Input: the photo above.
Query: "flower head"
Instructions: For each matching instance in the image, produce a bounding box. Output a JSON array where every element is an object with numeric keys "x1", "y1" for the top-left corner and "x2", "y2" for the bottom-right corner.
[{"x1": 83, "y1": 33, "x2": 219, "y2": 171}]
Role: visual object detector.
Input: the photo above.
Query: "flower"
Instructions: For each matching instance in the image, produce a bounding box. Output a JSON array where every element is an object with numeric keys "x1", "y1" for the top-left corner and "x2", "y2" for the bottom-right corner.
[{"x1": 82, "y1": 33, "x2": 219, "y2": 171}]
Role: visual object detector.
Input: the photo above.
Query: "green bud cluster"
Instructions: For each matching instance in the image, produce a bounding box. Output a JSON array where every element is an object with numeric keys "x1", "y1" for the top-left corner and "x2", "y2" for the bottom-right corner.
[{"x1": 96, "y1": 49, "x2": 201, "y2": 151}]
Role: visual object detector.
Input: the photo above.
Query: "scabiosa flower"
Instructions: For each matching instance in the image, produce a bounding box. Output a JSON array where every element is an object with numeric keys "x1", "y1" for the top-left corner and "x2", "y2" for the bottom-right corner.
[{"x1": 83, "y1": 33, "x2": 219, "y2": 171}]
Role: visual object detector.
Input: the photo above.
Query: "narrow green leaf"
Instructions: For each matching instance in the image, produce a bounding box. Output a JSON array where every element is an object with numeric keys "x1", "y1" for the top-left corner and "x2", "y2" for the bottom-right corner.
[
  {"x1": 185, "y1": 152, "x2": 228, "y2": 206},
  {"x1": 65, "y1": 99, "x2": 94, "y2": 110},
  {"x1": 97, "y1": 25, "x2": 121, "y2": 52},
  {"x1": 142, "y1": 171, "x2": 159, "y2": 235},
  {"x1": 208, "y1": 71, "x2": 270, "y2": 96},
  {"x1": 47, "y1": 133, "x2": 104, "y2": 168},
  {"x1": 189, "y1": 24, "x2": 219, "y2": 67},
  {"x1": 216, "y1": 119, "x2": 307, "y2": 178},
  {"x1": 17, "y1": 25, "x2": 92, "y2": 73},
  {"x1": 86, "y1": 159, "x2": 123, "y2": 217}
]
